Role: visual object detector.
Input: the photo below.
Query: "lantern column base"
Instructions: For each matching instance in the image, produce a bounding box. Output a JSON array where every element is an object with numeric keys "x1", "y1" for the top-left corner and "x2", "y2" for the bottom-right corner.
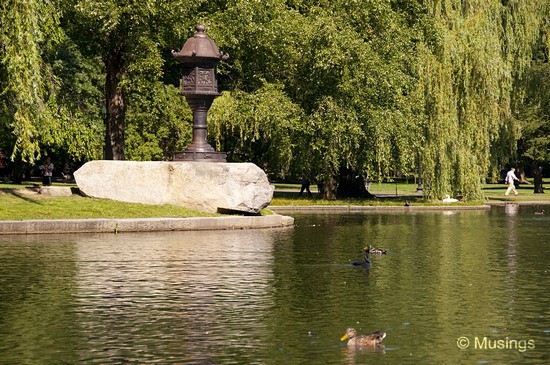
[{"x1": 172, "y1": 94, "x2": 227, "y2": 162}]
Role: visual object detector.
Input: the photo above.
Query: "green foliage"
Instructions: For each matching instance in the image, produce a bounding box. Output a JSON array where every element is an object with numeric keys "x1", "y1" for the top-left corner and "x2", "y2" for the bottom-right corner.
[
  {"x1": 518, "y1": 61, "x2": 550, "y2": 164},
  {"x1": 125, "y1": 83, "x2": 192, "y2": 161},
  {"x1": 0, "y1": 1, "x2": 105, "y2": 164},
  {"x1": 417, "y1": 0, "x2": 547, "y2": 200},
  {"x1": 62, "y1": 0, "x2": 208, "y2": 160},
  {"x1": 209, "y1": 0, "x2": 426, "y2": 198},
  {"x1": 46, "y1": 38, "x2": 105, "y2": 160},
  {"x1": 1, "y1": 0, "x2": 547, "y2": 202},
  {"x1": 517, "y1": 2, "x2": 550, "y2": 170},
  {"x1": 209, "y1": 83, "x2": 302, "y2": 178},
  {"x1": 0, "y1": 0, "x2": 62, "y2": 162}
]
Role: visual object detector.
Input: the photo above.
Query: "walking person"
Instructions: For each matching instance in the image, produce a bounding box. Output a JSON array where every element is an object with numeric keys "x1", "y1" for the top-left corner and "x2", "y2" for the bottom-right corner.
[
  {"x1": 298, "y1": 178, "x2": 313, "y2": 197},
  {"x1": 504, "y1": 167, "x2": 519, "y2": 196}
]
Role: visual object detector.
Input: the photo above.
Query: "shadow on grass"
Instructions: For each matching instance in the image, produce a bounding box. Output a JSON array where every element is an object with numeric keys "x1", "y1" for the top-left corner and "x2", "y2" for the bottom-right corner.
[
  {"x1": 483, "y1": 186, "x2": 529, "y2": 191},
  {"x1": 0, "y1": 188, "x2": 44, "y2": 205},
  {"x1": 274, "y1": 191, "x2": 321, "y2": 199}
]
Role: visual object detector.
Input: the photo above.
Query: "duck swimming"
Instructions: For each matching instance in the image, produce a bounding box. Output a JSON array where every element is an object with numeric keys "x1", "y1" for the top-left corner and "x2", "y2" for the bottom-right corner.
[
  {"x1": 340, "y1": 327, "x2": 386, "y2": 347},
  {"x1": 352, "y1": 247, "x2": 371, "y2": 267},
  {"x1": 368, "y1": 244, "x2": 387, "y2": 255}
]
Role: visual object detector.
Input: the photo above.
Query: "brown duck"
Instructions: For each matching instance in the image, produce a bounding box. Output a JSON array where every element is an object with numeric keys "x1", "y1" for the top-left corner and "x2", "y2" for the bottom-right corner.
[{"x1": 340, "y1": 327, "x2": 386, "y2": 347}]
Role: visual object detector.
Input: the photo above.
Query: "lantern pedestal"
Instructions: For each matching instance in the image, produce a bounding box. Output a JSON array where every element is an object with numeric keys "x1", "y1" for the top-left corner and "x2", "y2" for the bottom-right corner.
[
  {"x1": 171, "y1": 24, "x2": 229, "y2": 162},
  {"x1": 173, "y1": 94, "x2": 227, "y2": 162}
]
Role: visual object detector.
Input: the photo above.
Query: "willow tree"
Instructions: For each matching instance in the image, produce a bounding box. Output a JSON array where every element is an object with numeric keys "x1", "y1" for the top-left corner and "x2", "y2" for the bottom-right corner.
[
  {"x1": 417, "y1": 0, "x2": 547, "y2": 200},
  {"x1": 208, "y1": 0, "x2": 427, "y2": 199},
  {"x1": 0, "y1": 0, "x2": 61, "y2": 163},
  {"x1": 1, "y1": 1, "x2": 106, "y2": 168},
  {"x1": 209, "y1": 84, "x2": 302, "y2": 178}
]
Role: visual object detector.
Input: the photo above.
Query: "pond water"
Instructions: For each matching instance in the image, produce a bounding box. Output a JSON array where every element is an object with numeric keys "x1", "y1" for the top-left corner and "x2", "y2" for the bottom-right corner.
[{"x1": 0, "y1": 205, "x2": 548, "y2": 364}]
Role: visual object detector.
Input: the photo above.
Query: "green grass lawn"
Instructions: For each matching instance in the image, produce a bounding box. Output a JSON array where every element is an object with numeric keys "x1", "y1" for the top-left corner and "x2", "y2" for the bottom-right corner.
[
  {"x1": 271, "y1": 180, "x2": 550, "y2": 206},
  {"x1": 1, "y1": 179, "x2": 548, "y2": 221},
  {"x1": 270, "y1": 194, "x2": 480, "y2": 207},
  {"x1": 481, "y1": 181, "x2": 550, "y2": 202},
  {"x1": 275, "y1": 181, "x2": 427, "y2": 196},
  {"x1": 0, "y1": 185, "x2": 219, "y2": 221}
]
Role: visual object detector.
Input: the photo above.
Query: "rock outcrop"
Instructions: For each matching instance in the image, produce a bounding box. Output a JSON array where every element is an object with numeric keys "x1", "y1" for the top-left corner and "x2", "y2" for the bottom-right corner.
[
  {"x1": 74, "y1": 161, "x2": 274, "y2": 214},
  {"x1": 39, "y1": 186, "x2": 73, "y2": 197}
]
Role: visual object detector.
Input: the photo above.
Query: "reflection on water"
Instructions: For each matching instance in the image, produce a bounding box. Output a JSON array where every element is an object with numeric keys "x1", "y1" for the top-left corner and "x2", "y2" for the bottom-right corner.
[
  {"x1": 505, "y1": 204, "x2": 519, "y2": 276},
  {"x1": 73, "y1": 230, "x2": 284, "y2": 364},
  {"x1": 0, "y1": 207, "x2": 548, "y2": 364},
  {"x1": 505, "y1": 203, "x2": 520, "y2": 216}
]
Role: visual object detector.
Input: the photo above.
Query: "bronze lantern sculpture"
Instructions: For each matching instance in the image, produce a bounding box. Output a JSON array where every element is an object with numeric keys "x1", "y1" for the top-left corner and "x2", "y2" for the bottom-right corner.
[{"x1": 172, "y1": 24, "x2": 229, "y2": 162}]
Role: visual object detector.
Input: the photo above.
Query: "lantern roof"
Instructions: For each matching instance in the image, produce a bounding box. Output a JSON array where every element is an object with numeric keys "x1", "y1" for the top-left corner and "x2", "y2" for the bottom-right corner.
[{"x1": 172, "y1": 24, "x2": 229, "y2": 63}]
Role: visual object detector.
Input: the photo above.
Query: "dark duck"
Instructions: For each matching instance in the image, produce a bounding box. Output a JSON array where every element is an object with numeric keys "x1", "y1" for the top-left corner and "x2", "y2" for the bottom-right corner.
[
  {"x1": 352, "y1": 246, "x2": 371, "y2": 267},
  {"x1": 340, "y1": 327, "x2": 386, "y2": 347}
]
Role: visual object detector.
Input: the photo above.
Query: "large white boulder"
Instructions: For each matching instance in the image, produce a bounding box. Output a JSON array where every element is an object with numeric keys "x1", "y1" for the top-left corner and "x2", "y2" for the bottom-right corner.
[{"x1": 74, "y1": 161, "x2": 274, "y2": 214}]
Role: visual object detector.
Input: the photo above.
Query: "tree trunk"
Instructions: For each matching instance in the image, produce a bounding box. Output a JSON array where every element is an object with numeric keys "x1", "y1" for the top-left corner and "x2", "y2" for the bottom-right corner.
[
  {"x1": 532, "y1": 163, "x2": 544, "y2": 194},
  {"x1": 337, "y1": 167, "x2": 376, "y2": 198},
  {"x1": 104, "y1": 45, "x2": 126, "y2": 160},
  {"x1": 318, "y1": 177, "x2": 338, "y2": 200},
  {"x1": 518, "y1": 168, "x2": 529, "y2": 184}
]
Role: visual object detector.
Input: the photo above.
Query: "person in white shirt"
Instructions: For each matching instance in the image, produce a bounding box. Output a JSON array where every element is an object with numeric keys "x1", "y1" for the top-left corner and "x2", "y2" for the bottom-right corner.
[{"x1": 504, "y1": 167, "x2": 519, "y2": 196}]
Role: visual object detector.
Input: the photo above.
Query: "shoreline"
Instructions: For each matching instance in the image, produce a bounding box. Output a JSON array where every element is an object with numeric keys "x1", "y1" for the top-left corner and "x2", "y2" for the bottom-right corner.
[
  {"x1": 2, "y1": 193, "x2": 548, "y2": 235},
  {"x1": 269, "y1": 200, "x2": 550, "y2": 212},
  {"x1": 0, "y1": 215, "x2": 295, "y2": 236},
  {"x1": 269, "y1": 205, "x2": 492, "y2": 213}
]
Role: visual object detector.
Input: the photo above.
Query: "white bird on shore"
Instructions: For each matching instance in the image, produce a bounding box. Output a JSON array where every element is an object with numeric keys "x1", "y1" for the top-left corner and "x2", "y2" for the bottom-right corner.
[{"x1": 442, "y1": 195, "x2": 459, "y2": 203}]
